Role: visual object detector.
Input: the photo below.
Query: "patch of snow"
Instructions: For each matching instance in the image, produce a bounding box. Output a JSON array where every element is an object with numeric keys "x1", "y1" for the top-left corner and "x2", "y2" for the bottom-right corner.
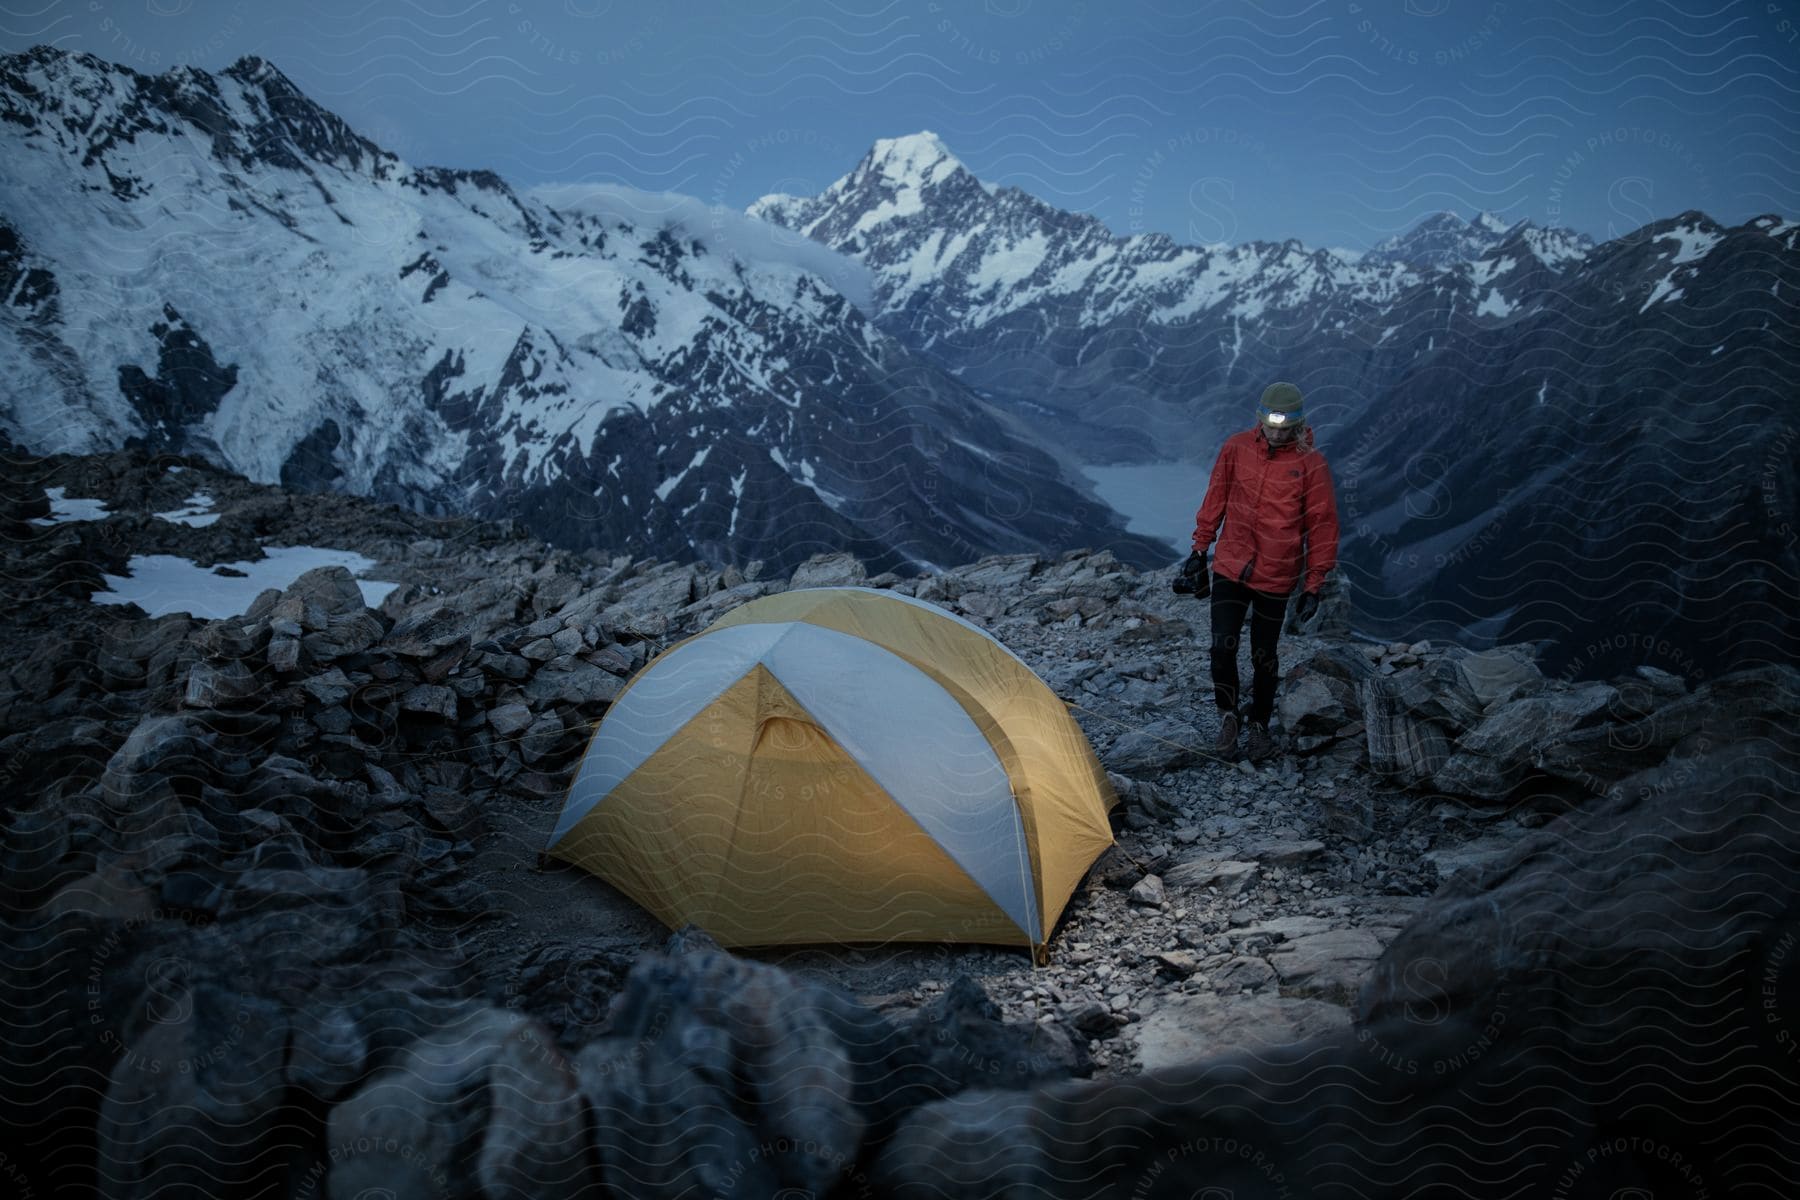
[
  {"x1": 29, "y1": 486, "x2": 110, "y2": 524},
  {"x1": 1641, "y1": 273, "x2": 1684, "y2": 311},
  {"x1": 1476, "y1": 288, "x2": 1513, "y2": 318},
  {"x1": 654, "y1": 445, "x2": 710, "y2": 502},
  {"x1": 969, "y1": 232, "x2": 1050, "y2": 293},
  {"x1": 1658, "y1": 225, "x2": 1721, "y2": 265},
  {"x1": 1469, "y1": 256, "x2": 1515, "y2": 287},
  {"x1": 154, "y1": 491, "x2": 222, "y2": 527},
  {"x1": 92, "y1": 545, "x2": 400, "y2": 619}
]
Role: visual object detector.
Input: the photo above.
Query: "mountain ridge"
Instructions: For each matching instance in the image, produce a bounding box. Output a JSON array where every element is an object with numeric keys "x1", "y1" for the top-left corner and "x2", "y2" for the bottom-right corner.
[{"x1": 0, "y1": 47, "x2": 1170, "y2": 575}]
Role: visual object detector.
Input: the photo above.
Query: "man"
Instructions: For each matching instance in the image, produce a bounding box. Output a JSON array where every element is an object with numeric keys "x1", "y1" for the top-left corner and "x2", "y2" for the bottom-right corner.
[{"x1": 1173, "y1": 381, "x2": 1340, "y2": 762}]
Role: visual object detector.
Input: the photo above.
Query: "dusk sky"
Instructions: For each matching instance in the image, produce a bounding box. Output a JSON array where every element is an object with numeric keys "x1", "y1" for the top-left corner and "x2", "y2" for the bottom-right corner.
[{"x1": 5, "y1": 0, "x2": 1797, "y2": 251}]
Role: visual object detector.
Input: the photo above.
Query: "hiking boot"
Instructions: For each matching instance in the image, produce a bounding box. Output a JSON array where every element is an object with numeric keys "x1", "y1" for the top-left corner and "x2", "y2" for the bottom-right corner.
[
  {"x1": 1214, "y1": 711, "x2": 1240, "y2": 758},
  {"x1": 1245, "y1": 721, "x2": 1275, "y2": 763}
]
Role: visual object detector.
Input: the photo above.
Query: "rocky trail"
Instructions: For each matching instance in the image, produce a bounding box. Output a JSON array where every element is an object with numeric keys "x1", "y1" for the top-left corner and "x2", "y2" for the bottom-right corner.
[{"x1": 3, "y1": 444, "x2": 1796, "y2": 1198}]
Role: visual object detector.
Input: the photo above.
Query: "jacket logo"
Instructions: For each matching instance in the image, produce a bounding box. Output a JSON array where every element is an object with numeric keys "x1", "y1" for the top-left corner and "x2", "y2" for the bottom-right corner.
[{"x1": 1289, "y1": 469, "x2": 1300, "y2": 478}]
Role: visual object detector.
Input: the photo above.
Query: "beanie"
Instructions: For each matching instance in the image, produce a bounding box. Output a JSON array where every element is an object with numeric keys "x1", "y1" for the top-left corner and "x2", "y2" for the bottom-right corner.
[{"x1": 1258, "y1": 381, "x2": 1305, "y2": 428}]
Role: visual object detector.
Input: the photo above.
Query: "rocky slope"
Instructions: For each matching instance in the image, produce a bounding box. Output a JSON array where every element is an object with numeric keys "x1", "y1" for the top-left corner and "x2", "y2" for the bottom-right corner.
[
  {"x1": 0, "y1": 47, "x2": 1167, "y2": 577},
  {"x1": 4, "y1": 445, "x2": 1794, "y2": 1197},
  {"x1": 754, "y1": 133, "x2": 1800, "y2": 678}
]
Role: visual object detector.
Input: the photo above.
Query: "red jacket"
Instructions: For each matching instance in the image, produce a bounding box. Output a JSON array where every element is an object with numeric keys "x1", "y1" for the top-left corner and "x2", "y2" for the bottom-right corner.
[{"x1": 1192, "y1": 425, "x2": 1340, "y2": 595}]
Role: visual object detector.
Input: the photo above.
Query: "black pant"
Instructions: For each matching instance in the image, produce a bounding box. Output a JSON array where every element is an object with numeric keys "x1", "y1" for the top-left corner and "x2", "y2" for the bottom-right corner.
[{"x1": 1210, "y1": 575, "x2": 1289, "y2": 725}]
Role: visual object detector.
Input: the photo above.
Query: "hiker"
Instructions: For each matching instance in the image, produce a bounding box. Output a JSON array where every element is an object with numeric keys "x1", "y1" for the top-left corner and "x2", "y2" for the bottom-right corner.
[{"x1": 1172, "y1": 381, "x2": 1340, "y2": 762}]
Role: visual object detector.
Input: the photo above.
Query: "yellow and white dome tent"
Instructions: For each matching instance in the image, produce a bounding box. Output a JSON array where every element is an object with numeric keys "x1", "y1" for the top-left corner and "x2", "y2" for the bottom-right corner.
[{"x1": 544, "y1": 586, "x2": 1117, "y2": 957}]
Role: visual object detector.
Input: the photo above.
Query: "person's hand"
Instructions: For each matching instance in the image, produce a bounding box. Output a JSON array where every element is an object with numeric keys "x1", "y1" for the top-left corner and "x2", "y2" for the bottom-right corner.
[
  {"x1": 1172, "y1": 551, "x2": 1208, "y2": 597},
  {"x1": 1294, "y1": 590, "x2": 1320, "y2": 622}
]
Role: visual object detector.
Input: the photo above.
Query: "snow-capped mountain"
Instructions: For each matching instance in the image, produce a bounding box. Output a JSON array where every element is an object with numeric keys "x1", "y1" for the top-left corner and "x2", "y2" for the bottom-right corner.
[
  {"x1": 1360, "y1": 210, "x2": 1592, "y2": 271},
  {"x1": 748, "y1": 133, "x2": 1605, "y2": 465},
  {"x1": 0, "y1": 49, "x2": 1170, "y2": 575},
  {"x1": 755, "y1": 134, "x2": 1800, "y2": 676}
]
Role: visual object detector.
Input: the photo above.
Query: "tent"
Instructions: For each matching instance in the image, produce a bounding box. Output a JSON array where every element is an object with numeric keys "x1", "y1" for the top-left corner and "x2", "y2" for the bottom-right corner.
[{"x1": 545, "y1": 586, "x2": 1117, "y2": 957}]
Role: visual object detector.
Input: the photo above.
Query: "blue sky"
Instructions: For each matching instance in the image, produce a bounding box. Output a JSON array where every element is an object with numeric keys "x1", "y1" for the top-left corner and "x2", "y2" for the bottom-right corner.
[{"x1": 6, "y1": 0, "x2": 1796, "y2": 251}]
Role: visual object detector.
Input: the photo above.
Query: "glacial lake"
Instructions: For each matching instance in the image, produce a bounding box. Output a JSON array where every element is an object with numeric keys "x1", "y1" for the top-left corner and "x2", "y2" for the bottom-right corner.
[{"x1": 1081, "y1": 461, "x2": 1207, "y2": 558}]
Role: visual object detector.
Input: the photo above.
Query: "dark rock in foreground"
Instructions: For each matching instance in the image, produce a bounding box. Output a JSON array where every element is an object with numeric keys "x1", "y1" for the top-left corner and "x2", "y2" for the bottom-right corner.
[{"x1": 872, "y1": 736, "x2": 1800, "y2": 1197}]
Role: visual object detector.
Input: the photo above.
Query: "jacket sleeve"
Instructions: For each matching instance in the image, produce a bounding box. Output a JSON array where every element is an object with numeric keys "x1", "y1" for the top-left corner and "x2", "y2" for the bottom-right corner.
[
  {"x1": 1302, "y1": 453, "x2": 1341, "y2": 593},
  {"x1": 1192, "y1": 440, "x2": 1234, "y2": 555}
]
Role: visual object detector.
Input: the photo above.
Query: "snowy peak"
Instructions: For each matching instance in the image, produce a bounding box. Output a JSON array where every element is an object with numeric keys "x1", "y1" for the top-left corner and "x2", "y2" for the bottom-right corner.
[
  {"x1": 1473, "y1": 210, "x2": 1515, "y2": 236},
  {"x1": 748, "y1": 130, "x2": 975, "y2": 242},
  {"x1": 0, "y1": 45, "x2": 398, "y2": 188},
  {"x1": 857, "y1": 131, "x2": 964, "y2": 190},
  {"x1": 1359, "y1": 209, "x2": 1593, "y2": 272}
]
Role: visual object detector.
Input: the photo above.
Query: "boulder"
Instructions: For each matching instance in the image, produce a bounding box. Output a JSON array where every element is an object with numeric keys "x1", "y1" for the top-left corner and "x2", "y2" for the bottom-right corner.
[
  {"x1": 1457, "y1": 644, "x2": 1544, "y2": 709},
  {"x1": 94, "y1": 987, "x2": 291, "y2": 1199},
  {"x1": 1102, "y1": 719, "x2": 1207, "y2": 776},
  {"x1": 1267, "y1": 929, "x2": 1387, "y2": 1004},
  {"x1": 181, "y1": 658, "x2": 259, "y2": 708},
  {"x1": 523, "y1": 660, "x2": 624, "y2": 707},
  {"x1": 1162, "y1": 857, "x2": 1258, "y2": 896},
  {"x1": 789, "y1": 551, "x2": 866, "y2": 589},
  {"x1": 1133, "y1": 991, "x2": 1349, "y2": 1072},
  {"x1": 1431, "y1": 682, "x2": 1618, "y2": 800},
  {"x1": 1360, "y1": 674, "x2": 1456, "y2": 788}
]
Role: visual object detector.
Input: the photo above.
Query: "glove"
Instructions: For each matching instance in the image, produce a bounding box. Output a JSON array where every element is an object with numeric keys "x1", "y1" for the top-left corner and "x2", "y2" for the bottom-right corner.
[
  {"x1": 1172, "y1": 551, "x2": 1209, "y2": 597},
  {"x1": 1294, "y1": 590, "x2": 1320, "y2": 623}
]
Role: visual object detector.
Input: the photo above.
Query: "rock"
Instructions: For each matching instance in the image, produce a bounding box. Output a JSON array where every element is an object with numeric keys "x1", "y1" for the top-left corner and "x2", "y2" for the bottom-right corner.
[
  {"x1": 1421, "y1": 834, "x2": 1522, "y2": 884},
  {"x1": 523, "y1": 660, "x2": 624, "y2": 707},
  {"x1": 521, "y1": 636, "x2": 559, "y2": 661},
  {"x1": 481, "y1": 651, "x2": 530, "y2": 681},
  {"x1": 97, "y1": 614, "x2": 194, "y2": 689},
  {"x1": 611, "y1": 562, "x2": 698, "y2": 615},
  {"x1": 1127, "y1": 874, "x2": 1166, "y2": 906},
  {"x1": 789, "y1": 551, "x2": 867, "y2": 589},
  {"x1": 1162, "y1": 857, "x2": 1258, "y2": 896},
  {"x1": 571, "y1": 940, "x2": 888, "y2": 1198},
  {"x1": 1268, "y1": 929, "x2": 1392, "y2": 1004},
  {"x1": 273, "y1": 565, "x2": 367, "y2": 630},
  {"x1": 267, "y1": 634, "x2": 300, "y2": 672},
  {"x1": 1151, "y1": 950, "x2": 1199, "y2": 979},
  {"x1": 490, "y1": 702, "x2": 534, "y2": 737},
  {"x1": 903, "y1": 975, "x2": 1091, "y2": 1092},
  {"x1": 1633, "y1": 663, "x2": 1687, "y2": 696},
  {"x1": 327, "y1": 1006, "x2": 586, "y2": 1200},
  {"x1": 398, "y1": 683, "x2": 456, "y2": 718},
  {"x1": 1133, "y1": 991, "x2": 1349, "y2": 1071},
  {"x1": 952, "y1": 553, "x2": 1040, "y2": 592},
  {"x1": 1210, "y1": 955, "x2": 1278, "y2": 993},
  {"x1": 1360, "y1": 674, "x2": 1455, "y2": 787},
  {"x1": 100, "y1": 712, "x2": 217, "y2": 814},
  {"x1": 380, "y1": 605, "x2": 470, "y2": 656},
  {"x1": 1276, "y1": 666, "x2": 1359, "y2": 740},
  {"x1": 299, "y1": 610, "x2": 385, "y2": 664},
  {"x1": 299, "y1": 667, "x2": 354, "y2": 707},
  {"x1": 1457, "y1": 645, "x2": 1544, "y2": 708},
  {"x1": 1059, "y1": 1000, "x2": 1118, "y2": 1038},
  {"x1": 519, "y1": 711, "x2": 566, "y2": 765},
  {"x1": 1431, "y1": 682, "x2": 1618, "y2": 801},
  {"x1": 94, "y1": 987, "x2": 290, "y2": 1198},
  {"x1": 182, "y1": 658, "x2": 258, "y2": 707},
  {"x1": 1088, "y1": 845, "x2": 1145, "y2": 890},
  {"x1": 287, "y1": 1004, "x2": 369, "y2": 1102},
  {"x1": 1246, "y1": 838, "x2": 1325, "y2": 867},
  {"x1": 1322, "y1": 789, "x2": 1375, "y2": 842},
  {"x1": 1103, "y1": 719, "x2": 1207, "y2": 776}
]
